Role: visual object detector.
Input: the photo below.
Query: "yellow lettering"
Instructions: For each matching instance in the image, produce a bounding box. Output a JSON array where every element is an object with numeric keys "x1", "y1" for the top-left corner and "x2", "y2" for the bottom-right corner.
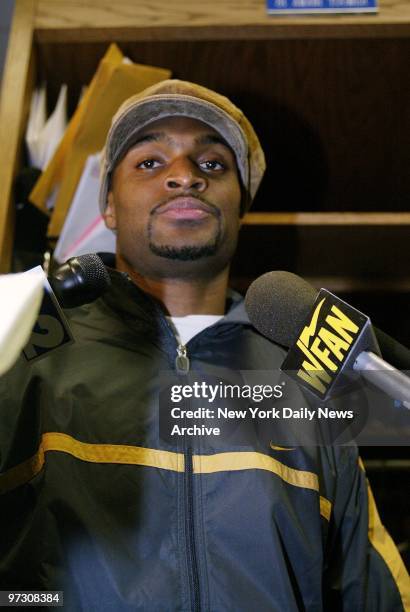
[
  {"x1": 299, "y1": 298, "x2": 326, "y2": 347},
  {"x1": 319, "y1": 327, "x2": 351, "y2": 361},
  {"x1": 297, "y1": 364, "x2": 331, "y2": 394},
  {"x1": 311, "y1": 336, "x2": 338, "y2": 371},
  {"x1": 296, "y1": 339, "x2": 332, "y2": 393},
  {"x1": 325, "y1": 305, "x2": 359, "y2": 342}
]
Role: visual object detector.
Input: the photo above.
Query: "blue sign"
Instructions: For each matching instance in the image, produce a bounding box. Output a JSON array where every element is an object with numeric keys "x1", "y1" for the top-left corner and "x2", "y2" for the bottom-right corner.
[{"x1": 267, "y1": 0, "x2": 378, "y2": 13}]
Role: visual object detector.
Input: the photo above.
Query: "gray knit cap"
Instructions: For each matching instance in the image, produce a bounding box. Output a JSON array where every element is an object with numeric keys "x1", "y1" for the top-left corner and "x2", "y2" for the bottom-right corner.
[{"x1": 99, "y1": 79, "x2": 266, "y2": 213}]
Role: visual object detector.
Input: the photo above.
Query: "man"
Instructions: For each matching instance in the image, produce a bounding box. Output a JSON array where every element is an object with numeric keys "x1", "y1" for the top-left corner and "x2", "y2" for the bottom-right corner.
[{"x1": 0, "y1": 80, "x2": 409, "y2": 611}]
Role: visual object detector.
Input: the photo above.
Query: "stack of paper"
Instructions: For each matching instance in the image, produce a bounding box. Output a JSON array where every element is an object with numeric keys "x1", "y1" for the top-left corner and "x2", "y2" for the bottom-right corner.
[
  {"x1": 53, "y1": 153, "x2": 116, "y2": 263},
  {"x1": 29, "y1": 43, "x2": 171, "y2": 240},
  {"x1": 26, "y1": 84, "x2": 68, "y2": 170}
]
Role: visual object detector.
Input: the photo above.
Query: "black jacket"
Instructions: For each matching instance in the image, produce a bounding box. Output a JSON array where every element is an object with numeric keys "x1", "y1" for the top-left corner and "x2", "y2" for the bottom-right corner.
[{"x1": 0, "y1": 270, "x2": 408, "y2": 611}]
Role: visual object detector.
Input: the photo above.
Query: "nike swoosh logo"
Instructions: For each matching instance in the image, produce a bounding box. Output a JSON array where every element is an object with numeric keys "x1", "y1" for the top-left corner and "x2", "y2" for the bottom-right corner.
[
  {"x1": 270, "y1": 442, "x2": 295, "y2": 451},
  {"x1": 299, "y1": 297, "x2": 326, "y2": 347}
]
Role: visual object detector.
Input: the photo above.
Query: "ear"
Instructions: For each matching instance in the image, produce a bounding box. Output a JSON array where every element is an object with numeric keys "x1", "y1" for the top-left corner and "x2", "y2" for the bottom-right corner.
[{"x1": 104, "y1": 191, "x2": 117, "y2": 231}]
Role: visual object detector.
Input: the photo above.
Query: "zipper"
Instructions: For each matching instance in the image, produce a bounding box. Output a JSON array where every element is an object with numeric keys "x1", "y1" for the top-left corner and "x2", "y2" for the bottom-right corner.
[
  {"x1": 174, "y1": 343, "x2": 201, "y2": 612},
  {"x1": 175, "y1": 344, "x2": 190, "y2": 374},
  {"x1": 184, "y1": 446, "x2": 201, "y2": 612}
]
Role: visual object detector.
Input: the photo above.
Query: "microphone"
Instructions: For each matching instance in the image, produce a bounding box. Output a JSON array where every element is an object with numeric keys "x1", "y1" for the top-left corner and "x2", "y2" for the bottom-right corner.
[
  {"x1": 1, "y1": 253, "x2": 111, "y2": 373},
  {"x1": 49, "y1": 253, "x2": 111, "y2": 309},
  {"x1": 244, "y1": 271, "x2": 410, "y2": 407},
  {"x1": 22, "y1": 254, "x2": 110, "y2": 364}
]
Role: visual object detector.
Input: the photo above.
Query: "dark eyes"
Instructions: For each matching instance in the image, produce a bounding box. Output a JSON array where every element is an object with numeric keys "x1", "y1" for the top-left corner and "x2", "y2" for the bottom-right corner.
[
  {"x1": 136, "y1": 159, "x2": 161, "y2": 169},
  {"x1": 135, "y1": 159, "x2": 226, "y2": 172},
  {"x1": 199, "y1": 160, "x2": 225, "y2": 171}
]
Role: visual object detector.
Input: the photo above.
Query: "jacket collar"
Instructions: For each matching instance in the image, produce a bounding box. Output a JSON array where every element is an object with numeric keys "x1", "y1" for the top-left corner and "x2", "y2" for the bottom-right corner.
[{"x1": 101, "y1": 268, "x2": 251, "y2": 328}]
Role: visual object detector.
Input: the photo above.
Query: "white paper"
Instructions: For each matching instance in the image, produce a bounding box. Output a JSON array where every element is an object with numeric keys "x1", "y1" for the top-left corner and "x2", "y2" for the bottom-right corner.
[
  {"x1": 53, "y1": 152, "x2": 116, "y2": 263},
  {"x1": 26, "y1": 84, "x2": 68, "y2": 170},
  {"x1": 26, "y1": 85, "x2": 47, "y2": 168},
  {"x1": 0, "y1": 268, "x2": 45, "y2": 376}
]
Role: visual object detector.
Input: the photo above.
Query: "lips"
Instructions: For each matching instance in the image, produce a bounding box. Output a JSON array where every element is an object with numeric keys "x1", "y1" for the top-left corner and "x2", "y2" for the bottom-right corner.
[{"x1": 155, "y1": 197, "x2": 215, "y2": 220}]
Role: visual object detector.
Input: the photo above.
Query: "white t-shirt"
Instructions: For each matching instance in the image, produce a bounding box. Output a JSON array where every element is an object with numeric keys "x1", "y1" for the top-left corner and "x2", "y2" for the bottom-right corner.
[{"x1": 166, "y1": 314, "x2": 223, "y2": 346}]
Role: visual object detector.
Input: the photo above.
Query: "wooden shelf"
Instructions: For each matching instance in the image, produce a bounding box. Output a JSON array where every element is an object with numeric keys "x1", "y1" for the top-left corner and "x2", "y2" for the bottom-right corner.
[
  {"x1": 243, "y1": 212, "x2": 410, "y2": 225},
  {"x1": 233, "y1": 276, "x2": 410, "y2": 292},
  {"x1": 233, "y1": 223, "x2": 410, "y2": 278},
  {"x1": 34, "y1": 0, "x2": 410, "y2": 41},
  {"x1": 0, "y1": 0, "x2": 409, "y2": 315}
]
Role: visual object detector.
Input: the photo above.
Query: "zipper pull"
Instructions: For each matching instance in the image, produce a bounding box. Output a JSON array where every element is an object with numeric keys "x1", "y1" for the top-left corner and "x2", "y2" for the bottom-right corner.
[{"x1": 175, "y1": 344, "x2": 190, "y2": 374}]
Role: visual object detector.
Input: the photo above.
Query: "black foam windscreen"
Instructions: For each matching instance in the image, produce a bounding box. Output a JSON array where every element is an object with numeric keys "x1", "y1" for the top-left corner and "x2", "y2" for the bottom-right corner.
[
  {"x1": 244, "y1": 271, "x2": 317, "y2": 347},
  {"x1": 50, "y1": 253, "x2": 111, "y2": 308},
  {"x1": 245, "y1": 270, "x2": 410, "y2": 369},
  {"x1": 74, "y1": 253, "x2": 110, "y2": 293}
]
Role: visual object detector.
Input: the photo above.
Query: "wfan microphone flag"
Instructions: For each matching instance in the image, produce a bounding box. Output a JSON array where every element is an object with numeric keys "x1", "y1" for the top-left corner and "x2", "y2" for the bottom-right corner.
[
  {"x1": 282, "y1": 289, "x2": 379, "y2": 399},
  {"x1": 23, "y1": 266, "x2": 74, "y2": 362}
]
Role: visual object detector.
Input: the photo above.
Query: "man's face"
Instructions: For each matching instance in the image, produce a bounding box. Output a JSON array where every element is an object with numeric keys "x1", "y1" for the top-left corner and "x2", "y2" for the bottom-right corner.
[{"x1": 105, "y1": 116, "x2": 242, "y2": 279}]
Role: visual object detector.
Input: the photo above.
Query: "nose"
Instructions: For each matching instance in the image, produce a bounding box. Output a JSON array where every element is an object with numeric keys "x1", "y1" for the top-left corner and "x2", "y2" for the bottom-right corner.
[{"x1": 165, "y1": 158, "x2": 207, "y2": 192}]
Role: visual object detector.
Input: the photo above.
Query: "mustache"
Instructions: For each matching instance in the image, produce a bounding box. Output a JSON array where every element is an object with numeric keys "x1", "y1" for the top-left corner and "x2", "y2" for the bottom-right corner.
[{"x1": 151, "y1": 194, "x2": 220, "y2": 217}]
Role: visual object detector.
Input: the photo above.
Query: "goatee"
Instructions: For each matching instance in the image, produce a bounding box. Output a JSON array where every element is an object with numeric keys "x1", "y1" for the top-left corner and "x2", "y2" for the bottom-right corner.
[{"x1": 148, "y1": 240, "x2": 219, "y2": 261}]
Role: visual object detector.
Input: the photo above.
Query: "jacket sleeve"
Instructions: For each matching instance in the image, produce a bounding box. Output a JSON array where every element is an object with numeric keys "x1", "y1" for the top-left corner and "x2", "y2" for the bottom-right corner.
[
  {"x1": 324, "y1": 448, "x2": 410, "y2": 611},
  {"x1": 0, "y1": 356, "x2": 43, "y2": 494}
]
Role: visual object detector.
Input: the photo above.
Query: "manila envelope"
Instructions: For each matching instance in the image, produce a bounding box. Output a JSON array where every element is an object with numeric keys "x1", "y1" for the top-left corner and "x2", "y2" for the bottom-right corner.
[{"x1": 30, "y1": 43, "x2": 171, "y2": 238}]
